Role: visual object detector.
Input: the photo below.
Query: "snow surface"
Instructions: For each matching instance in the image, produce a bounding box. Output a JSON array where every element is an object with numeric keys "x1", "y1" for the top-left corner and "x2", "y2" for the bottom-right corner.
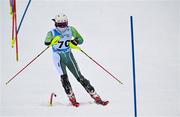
[{"x1": 0, "y1": 0, "x2": 179, "y2": 117}]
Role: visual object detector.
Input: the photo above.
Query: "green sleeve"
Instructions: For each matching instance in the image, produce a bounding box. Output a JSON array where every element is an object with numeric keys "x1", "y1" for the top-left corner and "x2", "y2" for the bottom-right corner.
[
  {"x1": 44, "y1": 31, "x2": 53, "y2": 46},
  {"x1": 71, "y1": 26, "x2": 84, "y2": 44}
]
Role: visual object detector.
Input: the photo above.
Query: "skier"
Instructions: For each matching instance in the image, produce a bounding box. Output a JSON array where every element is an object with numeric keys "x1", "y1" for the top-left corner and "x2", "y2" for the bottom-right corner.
[{"x1": 44, "y1": 14, "x2": 109, "y2": 107}]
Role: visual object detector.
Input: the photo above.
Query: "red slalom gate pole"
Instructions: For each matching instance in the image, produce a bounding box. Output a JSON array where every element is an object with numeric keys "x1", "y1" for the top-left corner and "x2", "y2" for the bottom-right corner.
[
  {"x1": 13, "y1": 0, "x2": 19, "y2": 61},
  {"x1": 5, "y1": 46, "x2": 50, "y2": 85}
]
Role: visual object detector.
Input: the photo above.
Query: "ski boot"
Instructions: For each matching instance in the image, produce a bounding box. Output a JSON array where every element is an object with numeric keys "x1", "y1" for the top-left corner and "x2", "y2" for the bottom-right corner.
[
  {"x1": 69, "y1": 97, "x2": 80, "y2": 107},
  {"x1": 90, "y1": 92, "x2": 109, "y2": 106},
  {"x1": 68, "y1": 92, "x2": 80, "y2": 107},
  {"x1": 94, "y1": 96, "x2": 109, "y2": 106}
]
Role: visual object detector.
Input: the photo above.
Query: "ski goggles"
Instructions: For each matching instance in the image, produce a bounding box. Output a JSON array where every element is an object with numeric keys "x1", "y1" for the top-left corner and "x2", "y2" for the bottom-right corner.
[{"x1": 55, "y1": 22, "x2": 68, "y2": 28}]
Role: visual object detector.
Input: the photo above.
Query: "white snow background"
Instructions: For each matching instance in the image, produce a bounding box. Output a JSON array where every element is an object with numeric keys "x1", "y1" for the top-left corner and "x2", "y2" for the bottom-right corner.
[{"x1": 0, "y1": 0, "x2": 179, "y2": 117}]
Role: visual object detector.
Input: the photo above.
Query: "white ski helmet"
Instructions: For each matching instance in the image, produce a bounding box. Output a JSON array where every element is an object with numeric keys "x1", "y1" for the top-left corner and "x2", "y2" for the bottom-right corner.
[{"x1": 53, "y1": 14, "x2": 68, "y2": 28}]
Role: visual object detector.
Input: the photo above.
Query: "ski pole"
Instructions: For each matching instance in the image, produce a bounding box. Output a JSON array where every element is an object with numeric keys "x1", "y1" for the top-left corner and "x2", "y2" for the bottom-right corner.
[
  {"x1": 69, "y1": 43, "x2": 123, "y2": 84},
  {"x1": 80, "y1": 49, "x2": 123, "y2": 84},
  {"x1": 5, "y1": 46, "x2": 50, "y2": 85}
]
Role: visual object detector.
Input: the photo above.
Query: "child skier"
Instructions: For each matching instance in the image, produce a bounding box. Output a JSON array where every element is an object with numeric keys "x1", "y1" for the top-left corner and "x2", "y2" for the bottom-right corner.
[{"x1": 44, "y1": 14, "x2": 108, "y2": 107}]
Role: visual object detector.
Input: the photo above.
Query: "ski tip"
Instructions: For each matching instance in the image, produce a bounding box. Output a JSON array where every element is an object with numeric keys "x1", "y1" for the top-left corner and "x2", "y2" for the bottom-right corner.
[
  {"x1": 95, "y1": 100, "x2": 109, "y2": 106},
  {"x1": 49, "y1": 93, "x2": 57, "y2": 107},
  {"x1": 100, "y1": 101, "x2": 109, "y2": 106},
  {"x1": 103, "y1": 101, "x2": 109, "y2": 106},
  {"x1": 51, "y1": 93, "x2": 57, "y2": 97}
]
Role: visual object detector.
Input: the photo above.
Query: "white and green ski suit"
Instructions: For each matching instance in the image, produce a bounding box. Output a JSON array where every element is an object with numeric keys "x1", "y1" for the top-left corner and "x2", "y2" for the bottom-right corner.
[{"x1": 45, "y1": 26, "x2": 95, "y2": 97}]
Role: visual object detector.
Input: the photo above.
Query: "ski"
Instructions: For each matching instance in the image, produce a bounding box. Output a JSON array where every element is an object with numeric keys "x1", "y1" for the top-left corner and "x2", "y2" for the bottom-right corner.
[
  {"x1": 69, "y1": 98, "x2": 80, "y2": 107},
  {"x1": 95, "y1": 100, "x2": 109, "y2": 106}
]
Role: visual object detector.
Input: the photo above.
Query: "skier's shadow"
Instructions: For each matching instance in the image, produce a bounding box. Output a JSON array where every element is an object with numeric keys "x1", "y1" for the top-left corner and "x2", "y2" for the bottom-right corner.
[
  {"x1": 55, "y1": 101, "x2": 95, "y2": 107},
  {"x1": 40, "y1": 101, "x2": 95, "y2": 107}
]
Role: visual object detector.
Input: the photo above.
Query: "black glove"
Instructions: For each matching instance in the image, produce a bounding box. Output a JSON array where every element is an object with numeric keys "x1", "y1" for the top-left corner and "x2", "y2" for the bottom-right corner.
[{"x1": 71, "y1": 38, "x2": 79, "y2": 46}]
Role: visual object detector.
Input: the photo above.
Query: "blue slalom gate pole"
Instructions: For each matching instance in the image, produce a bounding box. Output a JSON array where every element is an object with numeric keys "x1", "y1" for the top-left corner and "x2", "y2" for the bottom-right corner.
[
  {"x1": 17, "y1": 0, "x2": 32, "y2": 33},
  {"x1": 130, "y1": 16, "x2": 138, "y2": 117}
]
